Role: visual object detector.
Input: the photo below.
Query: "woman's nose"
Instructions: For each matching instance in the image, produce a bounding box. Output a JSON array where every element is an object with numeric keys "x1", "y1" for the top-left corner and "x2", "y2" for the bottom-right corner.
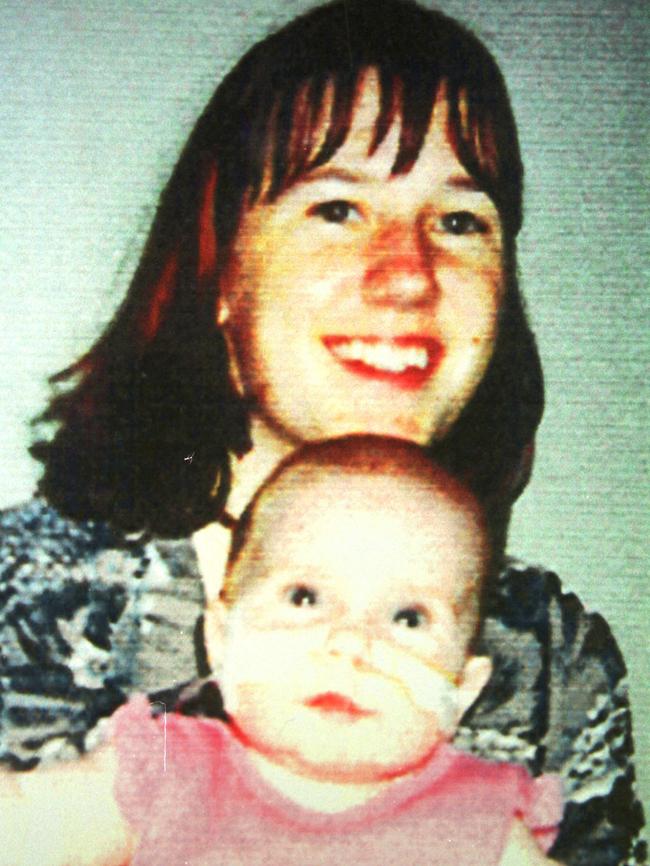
[{"x1": 362, "y1": 220, "x2": 435, "y2": 308}]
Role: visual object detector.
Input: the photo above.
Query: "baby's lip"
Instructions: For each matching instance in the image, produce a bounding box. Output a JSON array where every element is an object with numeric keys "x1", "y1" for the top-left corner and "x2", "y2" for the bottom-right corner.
[{"x1": 304, "y1": 692, "x2": 375, "y2": 718}]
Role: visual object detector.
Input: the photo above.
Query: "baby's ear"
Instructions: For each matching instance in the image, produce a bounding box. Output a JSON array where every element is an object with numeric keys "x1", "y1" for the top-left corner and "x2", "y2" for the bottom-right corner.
[
  {"x1": 455, "y1": 655, "x2": 492, "y2": 722},
  {"x1": 203, "y1": 596, "x2": 228, "y2": 674}
]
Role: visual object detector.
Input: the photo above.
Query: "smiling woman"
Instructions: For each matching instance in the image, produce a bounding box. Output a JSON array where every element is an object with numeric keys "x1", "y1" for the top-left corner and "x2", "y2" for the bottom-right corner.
[
  {"x1": 28, "y1": 1, "x2": 537, "y2": 535},
  {"x1": 219, "y1": 73, "x2": 505, "y2": 447},
  {"x1": 0, "y1": 1, "x2": 645, "y2": 864}
]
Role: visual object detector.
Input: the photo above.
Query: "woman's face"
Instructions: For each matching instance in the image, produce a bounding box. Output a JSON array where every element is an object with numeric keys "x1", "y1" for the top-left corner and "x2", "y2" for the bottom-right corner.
[{"x1": 219, "y1": 72, "x2": 504, "y2": 446}]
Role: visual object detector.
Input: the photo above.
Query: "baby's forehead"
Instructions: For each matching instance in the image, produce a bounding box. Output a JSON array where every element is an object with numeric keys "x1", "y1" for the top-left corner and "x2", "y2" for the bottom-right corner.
[
  {"x1": 246, "y1": 464, "x2": 486, "y2": 578},
  {"x1": 257, "y1": 463, "x2": 480, "y2": 526},
  {"x1": 225, "y1": 458, "x2": 488, "y2": 616}
]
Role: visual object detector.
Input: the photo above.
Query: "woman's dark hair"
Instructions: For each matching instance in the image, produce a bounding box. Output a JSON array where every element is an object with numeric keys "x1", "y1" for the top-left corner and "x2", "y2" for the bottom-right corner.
[{"x1": 32, "y1": 0, "x2": 543, "y2": 537}]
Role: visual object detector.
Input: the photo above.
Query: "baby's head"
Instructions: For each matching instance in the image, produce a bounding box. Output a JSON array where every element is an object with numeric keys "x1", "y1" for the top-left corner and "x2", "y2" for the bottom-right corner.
[{"x1": 206, "y1": 436, "x2": 495, "y2": 785}]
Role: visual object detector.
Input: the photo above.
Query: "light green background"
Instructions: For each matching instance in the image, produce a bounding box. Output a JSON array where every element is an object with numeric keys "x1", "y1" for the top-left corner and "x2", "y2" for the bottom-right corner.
[{"x1": 1, "y1": 0, "x2": 648, "y2": 812}]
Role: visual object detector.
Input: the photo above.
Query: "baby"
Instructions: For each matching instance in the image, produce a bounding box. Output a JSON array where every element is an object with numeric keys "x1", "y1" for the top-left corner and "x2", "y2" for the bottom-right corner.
[{"x1": 2, "y1": 437, "x2": 562, "y2": 866}]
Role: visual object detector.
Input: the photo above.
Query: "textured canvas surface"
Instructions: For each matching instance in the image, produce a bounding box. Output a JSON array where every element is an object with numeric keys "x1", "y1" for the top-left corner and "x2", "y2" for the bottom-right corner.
[{"x1": 0, "y1": 0, "x2": 647, "y2": 812}]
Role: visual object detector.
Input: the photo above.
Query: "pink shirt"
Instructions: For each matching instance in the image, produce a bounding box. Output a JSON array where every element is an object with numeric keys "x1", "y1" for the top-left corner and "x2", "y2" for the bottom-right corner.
[{"x1": 113, "y1": 696, "x2": 562, "y2": 866}]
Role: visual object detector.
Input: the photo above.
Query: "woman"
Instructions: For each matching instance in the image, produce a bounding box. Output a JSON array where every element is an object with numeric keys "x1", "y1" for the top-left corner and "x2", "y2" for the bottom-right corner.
[{"x1": 0, "y1": 1, "x2": 644, "y2": 863}]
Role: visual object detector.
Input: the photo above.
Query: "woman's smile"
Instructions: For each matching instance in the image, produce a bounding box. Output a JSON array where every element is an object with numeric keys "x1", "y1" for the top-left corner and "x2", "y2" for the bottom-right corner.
[
  {"x1": 219, "y1": 71, "x2": 503, "y2": 447},
  {"x1": 321, "y1": 335, "x2": 445, "y2": 390}
]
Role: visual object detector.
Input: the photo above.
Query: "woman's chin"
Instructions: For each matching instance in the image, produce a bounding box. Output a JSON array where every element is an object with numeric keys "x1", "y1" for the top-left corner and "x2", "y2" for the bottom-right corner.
[{"x1": 275, "y1": 413, "x2": 439, "y2": 449}]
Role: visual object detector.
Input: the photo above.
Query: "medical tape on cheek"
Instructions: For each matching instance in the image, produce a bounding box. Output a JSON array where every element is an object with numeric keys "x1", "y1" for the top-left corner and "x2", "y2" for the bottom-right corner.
[{"x1": 369, "y1": 641, "x2": 460, "y2": 728}]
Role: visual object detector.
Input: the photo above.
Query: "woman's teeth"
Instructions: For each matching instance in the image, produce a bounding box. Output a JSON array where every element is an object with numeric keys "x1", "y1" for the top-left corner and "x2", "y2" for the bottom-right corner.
[{"x1": 329, "y1": 339, "x2": 429, "y2": 372}]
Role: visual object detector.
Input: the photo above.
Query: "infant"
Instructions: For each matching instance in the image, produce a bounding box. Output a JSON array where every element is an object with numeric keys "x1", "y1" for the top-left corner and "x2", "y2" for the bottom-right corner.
[{"x1": 3, "y1": 436, "x2": 562, "y2": 866}]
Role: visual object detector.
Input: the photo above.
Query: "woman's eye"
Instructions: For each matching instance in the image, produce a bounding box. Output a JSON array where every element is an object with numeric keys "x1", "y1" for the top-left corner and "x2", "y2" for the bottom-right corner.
[
  {"x1": 393, "y1": 606, "x2": 428, "y2": 629},
  {"x1": 440, "y1": 210, "x2": 487, "y2": 235},
  {"x1": 288, "y1": 585, "x2": 318, "y2": 607},
  {"x1": 308, "y1": 199, "x2": 360, "y2": 224}
]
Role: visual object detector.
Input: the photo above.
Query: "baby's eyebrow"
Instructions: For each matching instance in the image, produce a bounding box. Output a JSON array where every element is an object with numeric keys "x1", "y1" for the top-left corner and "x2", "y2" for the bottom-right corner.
[
  {"x1": 425, "y1": 596, "x2": 458, "y2": 622},
  {"x1": 450, "y1": 578, "x2": 481, "y2": 617}
]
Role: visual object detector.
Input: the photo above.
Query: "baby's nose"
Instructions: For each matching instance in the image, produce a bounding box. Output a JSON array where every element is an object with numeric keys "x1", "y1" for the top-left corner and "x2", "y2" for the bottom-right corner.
[{"x1": 325, "y1": 626, "x2": 371, "y2": 664}]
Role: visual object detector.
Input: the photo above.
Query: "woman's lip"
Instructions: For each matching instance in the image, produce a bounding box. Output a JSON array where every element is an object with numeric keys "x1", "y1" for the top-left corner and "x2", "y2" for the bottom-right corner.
[
  {"x1": 321, "y1": 335, "x2": 444, "y2": 390},
  {"x1": 304, "y1": 692, "x2": 375, "y2": 718}
]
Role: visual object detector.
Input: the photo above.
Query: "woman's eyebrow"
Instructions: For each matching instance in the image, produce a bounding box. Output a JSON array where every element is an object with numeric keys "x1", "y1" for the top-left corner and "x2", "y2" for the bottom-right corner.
[
  {"x1": 445, "y1": 174, "x2": 482, "y2": 192},
  {"x1": 296, "y1": 166, "x2": 371, "y2": 186},
  {"x1": 295, "y1": 167, "x2": 485, "y2": 190},
  {"x1": 284, "y1": 167, "x2": 489, "y2": 201}
]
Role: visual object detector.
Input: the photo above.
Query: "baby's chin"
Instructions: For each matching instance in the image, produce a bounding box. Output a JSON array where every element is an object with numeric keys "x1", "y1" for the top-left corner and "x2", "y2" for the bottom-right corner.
[{"x1": 253, "y1": 735, "x2": 446, "y2": 785}]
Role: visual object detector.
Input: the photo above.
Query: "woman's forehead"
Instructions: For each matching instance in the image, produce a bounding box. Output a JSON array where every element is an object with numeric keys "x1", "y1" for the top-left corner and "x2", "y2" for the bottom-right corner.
[
  {"x1": 259, "y1": 67, "x2": 457, "y2": 201},
  {"x1": 320, "y1": 70, "x2": 451, "y2": 170}
]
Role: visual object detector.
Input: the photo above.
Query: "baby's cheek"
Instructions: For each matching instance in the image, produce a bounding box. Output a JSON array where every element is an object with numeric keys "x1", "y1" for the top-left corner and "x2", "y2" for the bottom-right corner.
[
  {"x1": 222, "y1": 626, "x2": 324, "y2": 690},
  {"x1": 369, "y1": 641, "x2": 459, "y2": 731}
]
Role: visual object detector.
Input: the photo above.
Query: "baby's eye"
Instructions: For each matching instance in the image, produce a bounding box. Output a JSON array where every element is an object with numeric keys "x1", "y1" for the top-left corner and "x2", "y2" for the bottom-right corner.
[
  {"x1": 287, "y1": 584, "x2": 318, "y2": 607},
  {"x1": 393, "y1": 606, "x2": 429, "y2": 629},
  {"x1": 308, "y1": 199, "x2": 361, "y2": 224},
  {"x1": 440, "y1": 210, "x2": 487, "y2": 235}
]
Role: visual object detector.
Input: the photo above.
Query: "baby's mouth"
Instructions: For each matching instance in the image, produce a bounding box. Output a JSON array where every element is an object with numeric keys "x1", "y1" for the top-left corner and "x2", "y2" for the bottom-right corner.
[
  {"x1": 322, "y1": 336, "x2": 444, "y2": 389},
  {"x1": 304, "y1": 692, "x2": 375, "y2": 719}
]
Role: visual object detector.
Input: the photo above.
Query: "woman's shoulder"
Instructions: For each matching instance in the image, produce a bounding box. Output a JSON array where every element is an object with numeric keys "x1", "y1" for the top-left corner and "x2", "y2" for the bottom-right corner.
[
  {"x1": 493, "y1": 556, "x2": 589, "y2": 610},
  {"x1": 490, "y1": 558, "x2": 624, "y2": 664},
  {"x1": 465, "y1": 555, "x2": 631, "y2": 776},
  {"x1": 464, "y1": 557, "x2": 646, "y2": 864},
  {"x1": 0, "y1": 495, "x2": 202, "y2": 590},
  {"x1": 0, "y1": 498, "x2": 204, "y2": 769},
  {"x1": 0, "y1": 497, "x2": 144, "y2": 576},
  {"x1": 483, "y1": 556, "x2": 628, "y2": 710},
  {"x1": 0, "y1": 498, "x2": 165, "y2": 643}
]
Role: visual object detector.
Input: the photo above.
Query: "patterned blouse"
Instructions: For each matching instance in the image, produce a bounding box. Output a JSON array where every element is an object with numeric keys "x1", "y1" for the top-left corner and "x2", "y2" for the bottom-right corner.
[{"x1": 0, "y1": 498, "x2": 646, "y2": 865}]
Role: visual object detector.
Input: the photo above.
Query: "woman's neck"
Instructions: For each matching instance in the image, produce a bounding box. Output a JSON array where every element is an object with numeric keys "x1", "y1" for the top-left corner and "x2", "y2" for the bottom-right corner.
[
  {"x1": 226, "y1": 415, "x2": 297, "y2": 518},
  {"x1": 194, "y1": 415, "x2": 296, "y2": 603}
]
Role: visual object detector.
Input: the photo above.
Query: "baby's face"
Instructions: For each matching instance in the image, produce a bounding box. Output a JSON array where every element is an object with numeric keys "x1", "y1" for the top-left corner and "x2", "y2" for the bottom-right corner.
[{"x1": 208, "y1": 470, "x2": 490, "y2": 784}]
